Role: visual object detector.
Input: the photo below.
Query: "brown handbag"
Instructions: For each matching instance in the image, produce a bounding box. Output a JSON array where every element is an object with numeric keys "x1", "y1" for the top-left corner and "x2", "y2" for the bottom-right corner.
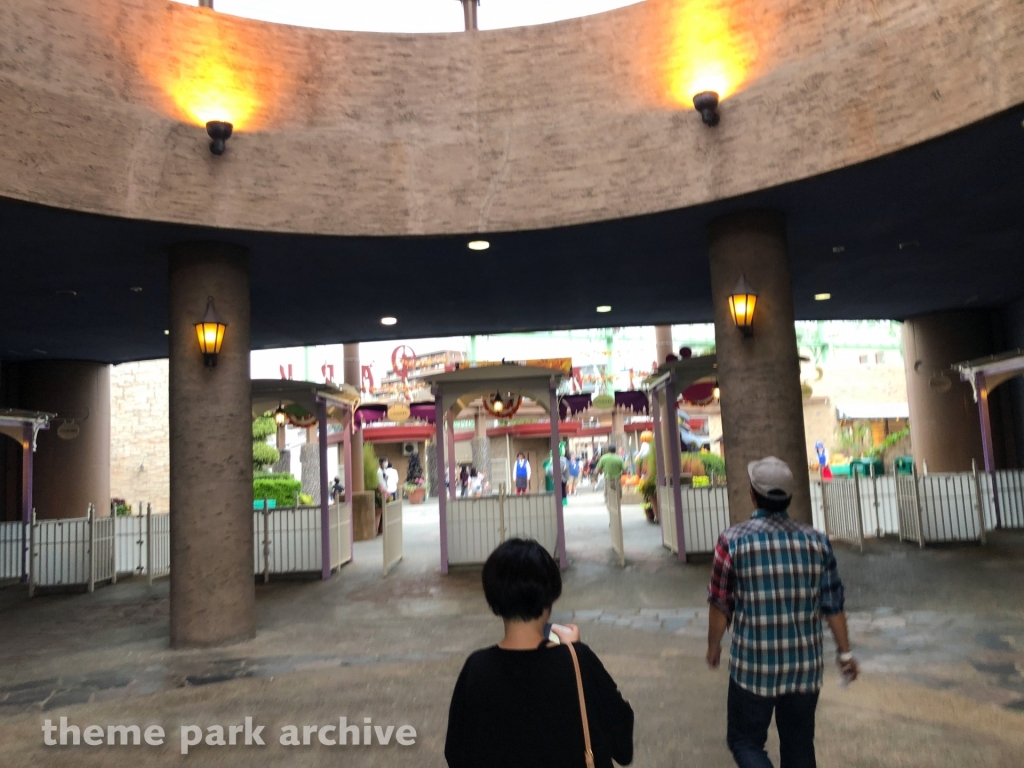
[{"x1": 566, "y1": 642, "x2": 596, "y2": 768}]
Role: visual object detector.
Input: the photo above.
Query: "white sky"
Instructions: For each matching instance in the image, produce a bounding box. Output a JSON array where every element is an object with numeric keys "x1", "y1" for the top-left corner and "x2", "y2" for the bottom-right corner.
[{"x1": 171, "y1": 0, "x2": 645, "y2": 33}]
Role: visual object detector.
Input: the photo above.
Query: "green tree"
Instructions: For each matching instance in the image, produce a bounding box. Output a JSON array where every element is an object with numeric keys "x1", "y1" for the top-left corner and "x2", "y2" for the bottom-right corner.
[{"x1": 253, "y1": 414, "x2": 280, "y2": 470}]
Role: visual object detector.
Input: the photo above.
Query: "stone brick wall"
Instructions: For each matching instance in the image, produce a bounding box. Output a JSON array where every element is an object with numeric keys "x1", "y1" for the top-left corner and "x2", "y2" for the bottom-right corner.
[
  {"x1": 0, "y1": 0, "x2": 1021, "y2": 236},
  {"x1": 109, "y1": 360, "x2": 169, "y2": 514}
]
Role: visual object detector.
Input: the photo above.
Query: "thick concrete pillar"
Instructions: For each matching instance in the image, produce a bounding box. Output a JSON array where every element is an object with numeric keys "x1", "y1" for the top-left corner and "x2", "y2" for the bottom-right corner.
[
  {"x1": 655, "y1": 325, "x2": 674, "y2": 366},
  {"x1": 168, "y1": 243, "x2": 254, "y2": 648},
  {"x1": 343, "y1": 343, "x2": 365, "y2": 493},
  {"x1": 902, "y1": 310, "x2": 999, "y2": 472},
  {"x1": 709, "y1": 211, "x2": 811, "y2": 525},
  {"x1": 6, "y1": 361, "x2": 110, "y2": 520}
]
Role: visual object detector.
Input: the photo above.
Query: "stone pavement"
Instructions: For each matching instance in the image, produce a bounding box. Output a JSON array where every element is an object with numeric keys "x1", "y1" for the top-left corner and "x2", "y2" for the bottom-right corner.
[{"x1": 1, "y1": 490, "x2": 1022, "y2": 766}]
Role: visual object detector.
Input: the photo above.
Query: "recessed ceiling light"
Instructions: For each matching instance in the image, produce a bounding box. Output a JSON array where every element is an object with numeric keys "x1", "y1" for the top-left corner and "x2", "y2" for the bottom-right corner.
[
  {"x1": 899, "y1": 240, "x2": 920, "y2": 250},
  {"x1": 814, "y1": 293, "x2": 831, "y2": 301},
  {"x1": 56, "y1": 289, "x2": 77, "y2": 297},
  {"x1": 467, "y1": 240, "x2": 490, "y2": 251},
  {"x1": 164, "y1": 330, "x2": 170, "y2": 335},
  {"x1": 381, "y1": 316, "x2": 397, "y2": 326},
  {"x1": 832, "y1": 246, "x2": 845, "y2": 253},
  {"x1": 596, "y1": 305, "x2": 612, "y2": 313},
  {"x1": 130, "y1": 286, "x2": 143, "y2": 293},
  {"x1": 32, "y1": 349, "x2": 48, "y2": 355}
]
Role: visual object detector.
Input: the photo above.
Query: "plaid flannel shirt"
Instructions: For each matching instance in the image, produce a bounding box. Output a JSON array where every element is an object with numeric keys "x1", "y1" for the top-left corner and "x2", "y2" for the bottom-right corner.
[{"x1": 707, "y1": 510, "x2": 845, "y2": 697}]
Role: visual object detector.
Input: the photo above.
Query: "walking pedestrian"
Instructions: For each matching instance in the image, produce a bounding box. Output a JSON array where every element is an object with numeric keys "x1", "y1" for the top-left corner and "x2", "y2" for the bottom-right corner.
[
  {"x1": 567, "y1": 453, "x2": 581, "y2": 496},
  {"x1": 595, "y1": 445, "x2": 625, "y2": 508},
  {"x1": 445, "y1": 539, "x2": 634, "y2": 768},
  {"x1": 706, "y1": 456, "x2": 858, "y2": 768}
]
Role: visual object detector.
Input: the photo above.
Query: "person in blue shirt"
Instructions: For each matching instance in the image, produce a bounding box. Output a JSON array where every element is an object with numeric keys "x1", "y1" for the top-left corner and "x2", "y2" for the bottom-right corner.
[
  {"x1": 514, "y1": 452, "x2": 531, "y2": 496},
  {"x1": 566, "y1": 454, "x2": 581, "y2": 496}
]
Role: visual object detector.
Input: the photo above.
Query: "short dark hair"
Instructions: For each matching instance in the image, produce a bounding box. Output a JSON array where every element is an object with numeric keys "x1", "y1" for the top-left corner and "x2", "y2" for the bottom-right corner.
[
  {"x1": 752, "y1": 485, "x2": 791, "y2": 513},
  {"x1": 606, "y1": 445, "x2": 616, "y2": 453},
  {"x1": 482, "y1": 539, "x2": 562, "y2": 621},
  {"x1": 517, "y1": 452, "x2": 525, "y2": 458}
]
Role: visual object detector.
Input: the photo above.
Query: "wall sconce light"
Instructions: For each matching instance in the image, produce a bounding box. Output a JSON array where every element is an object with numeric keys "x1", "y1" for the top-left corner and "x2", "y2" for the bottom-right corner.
[
  {"x1": 206, "y1": 121, "x2": 233, "y2": 155},
  {"x1": 713, "y1": 384, "x2": 721, "y2": 401},
  {"x1": 274, "y1": 404, "x2": 288, "y2": 426},
  {"x1": 693, "y1": 91, "x2": 720, "y2": 127},
  {"x1": 727, "y1": 274, "x2": 757, "y2": 336},
  {"x1": 195, "y1": 296, "x2": 227, "y2": 367},
  {"x1": 491, "y1": 392, "x2": 505, "y2": 413}
]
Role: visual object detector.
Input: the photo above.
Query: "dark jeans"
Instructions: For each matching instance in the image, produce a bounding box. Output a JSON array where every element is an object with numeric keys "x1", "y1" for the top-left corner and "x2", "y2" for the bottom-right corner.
[{"x1": 727, "y1": 678, "x2": 819, "y2": 768}]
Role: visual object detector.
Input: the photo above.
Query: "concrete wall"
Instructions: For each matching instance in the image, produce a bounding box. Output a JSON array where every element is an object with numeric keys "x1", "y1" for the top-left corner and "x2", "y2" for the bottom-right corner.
[
  {"x1": 0, "y1": 0, "x2": 1021, "y2": 236},
  {"x1": 4, "y1": 361, "x2": 111, "y2": 520},
  {"x1": 110, "y1": 360, "x2": 170, "y2": 513}
]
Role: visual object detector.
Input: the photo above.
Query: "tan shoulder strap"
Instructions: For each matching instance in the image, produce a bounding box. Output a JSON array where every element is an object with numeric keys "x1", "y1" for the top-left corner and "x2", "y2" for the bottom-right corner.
[{"x1": 566, "y1": 642, "x2": 596, "y2": 768}]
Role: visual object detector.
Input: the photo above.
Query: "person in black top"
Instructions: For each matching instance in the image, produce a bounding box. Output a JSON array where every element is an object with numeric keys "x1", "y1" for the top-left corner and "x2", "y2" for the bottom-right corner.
[{"x1": 445, "y1": 539, "x2": 634, "y2": 768}]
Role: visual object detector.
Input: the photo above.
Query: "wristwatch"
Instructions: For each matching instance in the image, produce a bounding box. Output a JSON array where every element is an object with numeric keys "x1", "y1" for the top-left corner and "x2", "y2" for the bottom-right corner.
[{"x1": 837, "y1": 651, "x2": 854, "y2": 663}]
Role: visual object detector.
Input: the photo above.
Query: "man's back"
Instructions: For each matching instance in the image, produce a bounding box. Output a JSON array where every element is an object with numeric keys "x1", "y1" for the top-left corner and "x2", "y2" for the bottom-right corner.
[
  {"x1": 709, "y1": 511, "x2": 844, "y2": 698},
  {"x1": 596, "y1": 452, "x2": 625, "y2": 479}
]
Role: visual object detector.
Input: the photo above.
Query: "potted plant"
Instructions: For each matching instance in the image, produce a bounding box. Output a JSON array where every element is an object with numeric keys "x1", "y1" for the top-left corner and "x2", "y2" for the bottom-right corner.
[{"x1": 405, "y1": 477, "x2": 427, "y2": 504}]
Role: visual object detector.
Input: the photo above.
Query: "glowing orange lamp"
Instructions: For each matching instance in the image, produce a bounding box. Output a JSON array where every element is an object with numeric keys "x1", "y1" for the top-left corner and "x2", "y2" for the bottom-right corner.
[
  {"x1": 727, "y1": 274, "x2": 757, "y2": 336},
  {"x1": 195, "y1": 296, "x2": 227, "y2": 367}
]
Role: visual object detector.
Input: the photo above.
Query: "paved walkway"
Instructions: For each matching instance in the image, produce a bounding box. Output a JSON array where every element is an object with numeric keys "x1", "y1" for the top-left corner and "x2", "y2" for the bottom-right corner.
[{"x1": 1, "y1": 489, "x2": 1022, "y2": 766}]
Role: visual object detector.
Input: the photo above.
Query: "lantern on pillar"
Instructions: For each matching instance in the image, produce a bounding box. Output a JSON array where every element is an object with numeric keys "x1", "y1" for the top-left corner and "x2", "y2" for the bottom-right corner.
[
  {"x1": 727, "y1": 274, "x2": 757, "y2": 336},
  {"x1": 274, "y1": 404, "x2": 288, "y2": 425},
  {"x1": 195, "y1": 296, "x2": 227, "y2": 367}
]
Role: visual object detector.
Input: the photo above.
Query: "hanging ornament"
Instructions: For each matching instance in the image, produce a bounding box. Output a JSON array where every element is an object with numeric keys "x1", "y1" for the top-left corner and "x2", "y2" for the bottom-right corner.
[{"x1": 482, "y1": 391, "x2": 523, "y2": 418}]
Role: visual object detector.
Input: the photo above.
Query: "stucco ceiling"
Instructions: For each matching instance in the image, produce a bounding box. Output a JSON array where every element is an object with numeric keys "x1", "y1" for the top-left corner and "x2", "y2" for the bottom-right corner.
[{"x1": 1, "y1": 105, "x2": 1022, "y2": 365}]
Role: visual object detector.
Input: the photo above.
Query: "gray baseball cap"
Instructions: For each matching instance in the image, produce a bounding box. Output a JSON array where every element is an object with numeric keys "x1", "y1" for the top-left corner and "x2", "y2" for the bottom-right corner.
[{"x1": 747, "y1": 456, "x2": 795, "y2": 499}]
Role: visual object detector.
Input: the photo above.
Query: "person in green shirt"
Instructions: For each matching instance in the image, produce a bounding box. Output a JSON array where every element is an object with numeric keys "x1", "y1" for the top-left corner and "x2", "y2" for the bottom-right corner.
[{"x1": 595, "y1": 445, "x2": 625, "y2": 508}]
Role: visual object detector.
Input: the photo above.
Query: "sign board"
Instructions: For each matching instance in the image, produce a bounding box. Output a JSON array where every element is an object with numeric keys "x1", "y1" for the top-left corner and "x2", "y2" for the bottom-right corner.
[
  {"x1": 474, "y1": 358, "x2": 572, "y2": 376},
  {"x1": 57, "y1": 421, "x2": 80, "y2": 440},
  {"x1": 592, "y1": 393, "x2": 615, "y2": 410},
  {"x1": 387, "y1": 403, "x2": 411, "y2": 423}
]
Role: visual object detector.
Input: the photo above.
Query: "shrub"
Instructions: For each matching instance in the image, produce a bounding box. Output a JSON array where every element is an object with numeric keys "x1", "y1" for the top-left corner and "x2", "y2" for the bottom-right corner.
[
  {"x1": 363, "y1": 443, "x2": 379, "y2": 492},
  {"x1": 253, "y1": 474, "x2": 302, "y2": 506},
  {"x1": 252, "y1": 414, "x2": 280, "y2": 470},
  {"x1": 644, "y1": 445, "x2": 727, "y2": 481}
]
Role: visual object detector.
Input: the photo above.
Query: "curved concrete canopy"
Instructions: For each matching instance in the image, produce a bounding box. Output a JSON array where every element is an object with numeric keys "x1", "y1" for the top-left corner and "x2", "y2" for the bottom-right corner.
[
  {"x1": 1, "y1": 0, "x2": 1022, "y2": 236},
  {"x1": 1, "y1": 103, "x2": 1023, "y2": 364}
]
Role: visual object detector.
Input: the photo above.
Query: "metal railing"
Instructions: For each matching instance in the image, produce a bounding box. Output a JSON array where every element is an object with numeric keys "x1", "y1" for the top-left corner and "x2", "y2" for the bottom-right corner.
[
  {"x1": 820, "y1": 472, "x2": 866, "y2": 551},
  {"x1": 253, "y1": 504, "x2": 321, "y2": 575}
]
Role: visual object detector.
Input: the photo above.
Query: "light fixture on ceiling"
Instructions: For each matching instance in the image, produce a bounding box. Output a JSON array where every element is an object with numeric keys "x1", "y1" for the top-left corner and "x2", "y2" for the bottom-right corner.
[
  {"x1": 596, "y1": 305, "x2": 612, "y2": 313},
  {"x1": 194, "y1": 296, "x2": 227, "y2": 367},
  {"x1": 491, "y1": 392, "x2": 505, "y2": 413},
  {"x1": 381, "y1": 316, "x2": 397, "y2": 326},
  {"x1": 207, "y1": 121, "x2": 233, "y2": 155},
  {"x1": 56, "y1": 289, "x2": 77, "y2": 297},
  {"x1": 832, "y1": 246, "x2": 845, "y2": 253},
  {"x1": 727, "y1": 274, "x2": 757, "y2": 336},
  {"x1": 692, "y1": 91, "x2": 720, "y2": 127},
  {"x1": 899, "y1": 240, "x2": 920, "y2": 250},
  {"x1": 467, "y1": 240, "x2": 490, "y2": 251},
  {"x1": 163, "y1": 330, "x2": 169, "y2": 336},
  {"x1": 815, "y1": 293, "x2": 831, "y2": 301},
  {"x1": 130, "y1": 286, "x2": 143, "y2": 293}
]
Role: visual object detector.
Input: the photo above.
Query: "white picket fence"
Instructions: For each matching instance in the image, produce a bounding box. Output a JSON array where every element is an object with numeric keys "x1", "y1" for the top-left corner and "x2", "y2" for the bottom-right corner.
[
  {"x1": 253, "y1": 502, "x2": 353, "y2": 579},
  {"x1": 811, "y1": 463, "x2": 1024, "y2": 549},
  {"x1": 1, "y1": 520, "x2": 23, "y2": 580},
  {"x1": 27, "y1": 506, "x2": 116, "y2": 595},
  {"x1": 447, "y1": 492, "x2": 558, "y2": 566},
  {"x1": 658, "y1": 483, "x2": 730, "y2": 556},
  {"x1": 114, "y1": 505, "x2": 170, "y2": 583}
]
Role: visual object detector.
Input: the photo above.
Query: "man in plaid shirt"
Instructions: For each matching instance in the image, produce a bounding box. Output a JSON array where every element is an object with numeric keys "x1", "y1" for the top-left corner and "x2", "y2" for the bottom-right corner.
[{"x1": 707, "y1": 456, "x2": 858, "y2": 768}]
